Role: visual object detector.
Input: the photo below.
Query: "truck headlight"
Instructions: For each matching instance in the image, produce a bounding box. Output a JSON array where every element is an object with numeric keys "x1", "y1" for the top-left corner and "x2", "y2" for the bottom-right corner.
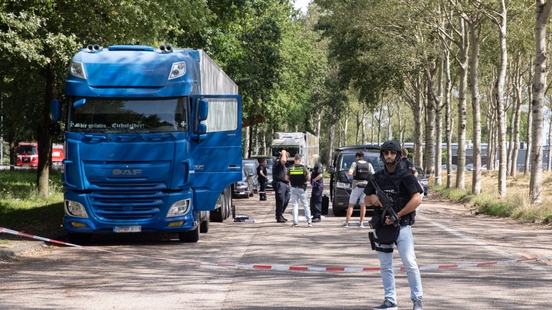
[
  {"x1": 65, "y1": 200, "x2": 88, "y2": 218},
  {"x1": 70, "y1": 61, "x2": 86, "y2": 79},
  {"x1": 167, "y1": 199, "x2": 191, "y2": 217},
  {"x1": 168, "y1": 61, "x2": 186, "y2": 80},
  {"x1": 336, "y1": 181, "x2": 351, "y2": 189}
]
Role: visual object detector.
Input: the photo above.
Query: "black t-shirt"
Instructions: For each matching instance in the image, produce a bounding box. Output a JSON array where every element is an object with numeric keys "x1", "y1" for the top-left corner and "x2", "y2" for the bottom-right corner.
[
  {"x1": 257, "y1": 165, "x2": 267, "y2": 182},
  {"x1": 273, "y1": 160, "x2": 288, "y2": 183}
]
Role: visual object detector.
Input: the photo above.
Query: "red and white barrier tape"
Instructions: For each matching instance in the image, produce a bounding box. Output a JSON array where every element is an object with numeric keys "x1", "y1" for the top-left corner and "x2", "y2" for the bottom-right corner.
[{"x1": 2, "y1": 226, "x2": 551, "y2": 272}]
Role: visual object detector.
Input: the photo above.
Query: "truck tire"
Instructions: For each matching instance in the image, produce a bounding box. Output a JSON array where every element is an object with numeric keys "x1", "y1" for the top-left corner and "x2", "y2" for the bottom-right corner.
[
  {"x1": 200, "y1": 219, "x2": 209, "y2": 233},
  {"x1": 179, "y1": 227, "x2": 199, "y2": 242},
  {"x1": 200, "y1": 211, "x2": 210, "y2": 233},
  {"x1": 211, "y1": 186, "x2": 231, "y2": 222}
]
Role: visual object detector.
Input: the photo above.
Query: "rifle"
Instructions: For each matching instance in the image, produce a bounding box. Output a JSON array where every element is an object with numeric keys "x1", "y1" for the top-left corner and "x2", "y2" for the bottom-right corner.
[{"x1": 368, "y1": 175, "x2": 400, "y2": 227}]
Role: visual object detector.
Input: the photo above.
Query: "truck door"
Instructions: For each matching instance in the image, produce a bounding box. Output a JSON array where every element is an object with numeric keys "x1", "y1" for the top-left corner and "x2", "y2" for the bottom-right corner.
[{"x1": 190, "y1": 95, "x2": 242, "y2": 211}]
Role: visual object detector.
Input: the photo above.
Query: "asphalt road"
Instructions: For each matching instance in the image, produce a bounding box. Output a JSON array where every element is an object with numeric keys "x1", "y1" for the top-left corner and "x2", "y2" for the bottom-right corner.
[{"x1": 1, "y1": 189, "x2": 551, "y2": 309}]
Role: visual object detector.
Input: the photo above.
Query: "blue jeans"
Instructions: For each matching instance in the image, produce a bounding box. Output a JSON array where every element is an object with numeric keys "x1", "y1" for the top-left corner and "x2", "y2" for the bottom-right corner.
[
  {"x1": 375, "y1": 225, "x2": 423, "y2": 304},
  {"x1": 290, "y1": 187, "x2": 311, "y2": 224}
]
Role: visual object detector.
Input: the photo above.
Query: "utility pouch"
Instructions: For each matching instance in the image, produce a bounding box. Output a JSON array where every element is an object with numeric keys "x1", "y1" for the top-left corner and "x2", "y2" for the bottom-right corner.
[
  {"x1": 368, "y1": 231, "x2": 376, "y2": 251},
  {"x1": 374, "y1": 224, "x2": 400, "y2": 245}
]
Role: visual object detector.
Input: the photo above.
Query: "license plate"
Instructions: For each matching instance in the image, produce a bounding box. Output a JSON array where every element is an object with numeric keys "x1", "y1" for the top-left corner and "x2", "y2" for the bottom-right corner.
[{"x1": 114, "y1": 226, "x2": 141, "y2": 233}]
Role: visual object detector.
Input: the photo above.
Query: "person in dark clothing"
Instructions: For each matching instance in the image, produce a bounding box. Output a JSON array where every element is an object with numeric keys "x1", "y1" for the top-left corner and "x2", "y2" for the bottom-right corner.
[
  {"x1": 310, "y1": 154, "x2": 324, "y2": 222},
  {"x1": 364, "y1": 140, "x2": 424, "y2": 310},
  {"x1": 401, "y1": 147, "x2": 418, "y2": 177},
  {"x1": 257, "y1": 159, "x2": 268, "y2": 201},
  {"x1": 273, "y1": 150, "x2": 290, "y2": 222}
]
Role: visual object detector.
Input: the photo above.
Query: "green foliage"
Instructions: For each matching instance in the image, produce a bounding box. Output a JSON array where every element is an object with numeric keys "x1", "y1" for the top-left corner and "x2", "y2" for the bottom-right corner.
[{"x1": 0, "y1": 169, "x2": 64, "y2": 236}]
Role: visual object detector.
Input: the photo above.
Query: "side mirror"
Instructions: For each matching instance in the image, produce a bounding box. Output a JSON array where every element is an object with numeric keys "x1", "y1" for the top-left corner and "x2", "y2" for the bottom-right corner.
[
  {"x1": 196, "y1": 123, "x2": 206, "y2": 135},
  {"x1": 338, "y1": 171, "x2": 349, "y2": 183},
  {"x1": 197, "y1": 99, "x2": 208, "y2": 121},
  {"x1": 50, "y1": 99, "x2": 61, "y2": 121}
]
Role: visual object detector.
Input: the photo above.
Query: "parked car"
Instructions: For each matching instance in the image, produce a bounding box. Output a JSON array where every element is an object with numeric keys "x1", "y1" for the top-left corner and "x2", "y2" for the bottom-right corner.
[
  {"x1": 249, "y1": 155, "x2": 275, "y2": 191},
  {"x1": 327, "y1": 145, "x2": 383, "y2": 217},
  {"x1": 233, "y1": 169, "x2": 252, "y2": 198},
  {"x1": 233, "y1": 159, "x2": 259, "y2": 198},
  {"x1": 415, "y1": 167, "x2": 429, "y2": 196},
  {"x1": 441, "y1": 163, "x2": 457, "y2": 170},
  {"x1": 242, "y1": 159, "x2": 259, "y2": 195},
  {"x1": 465, "y1": 163, "x2": 474, "y2": 171}
]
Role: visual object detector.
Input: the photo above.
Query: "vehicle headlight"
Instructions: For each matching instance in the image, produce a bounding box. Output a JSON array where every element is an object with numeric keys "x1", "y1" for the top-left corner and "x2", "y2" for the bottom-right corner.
[
  {"x1": 65, "y1": 200, "x2": 88, "y2": 218},
  {"x1": 167, "y1": 199, "x2": 191, "y2": 217},
  {"x1": 70, "y1": 61, "x2": 86, "y2": 79},
  {"x1": 336, "y1": 181, "x2": 351, "y2": 189},
  {"x1": 168, "y1": 61, "x2": 186, "y2": 80}
]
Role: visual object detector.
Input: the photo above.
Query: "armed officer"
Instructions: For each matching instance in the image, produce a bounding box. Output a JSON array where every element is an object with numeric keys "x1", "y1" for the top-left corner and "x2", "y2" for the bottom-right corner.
[{"x1": 364, "y1": 140, "x2": 424, "y2": 310}]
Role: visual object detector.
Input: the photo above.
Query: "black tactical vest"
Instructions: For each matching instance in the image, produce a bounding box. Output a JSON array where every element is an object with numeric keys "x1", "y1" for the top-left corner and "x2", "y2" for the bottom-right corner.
[{"x1": 353, "y1": 161, "x2": 371, "y2": 180}]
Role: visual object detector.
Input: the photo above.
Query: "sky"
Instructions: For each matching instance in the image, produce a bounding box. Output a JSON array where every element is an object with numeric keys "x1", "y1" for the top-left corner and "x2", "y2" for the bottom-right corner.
[{"x1": 294, "y1": 0, "x2": 310, "y2": 13}]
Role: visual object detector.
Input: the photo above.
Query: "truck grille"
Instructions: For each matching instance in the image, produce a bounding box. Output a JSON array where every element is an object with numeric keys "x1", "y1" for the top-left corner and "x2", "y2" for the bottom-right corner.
[{"x1": 88, "y1": 184, "x2": 167, "y2": 221}]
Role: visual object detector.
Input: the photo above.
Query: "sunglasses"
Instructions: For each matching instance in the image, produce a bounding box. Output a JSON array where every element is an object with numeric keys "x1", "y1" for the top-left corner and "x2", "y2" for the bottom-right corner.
[{"x1": 382, "y1": 150, "x2": 397, "y2": 155}]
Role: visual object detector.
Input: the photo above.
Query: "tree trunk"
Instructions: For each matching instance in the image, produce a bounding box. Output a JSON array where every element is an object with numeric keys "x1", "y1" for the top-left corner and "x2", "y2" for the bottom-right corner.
[
  {"x1": 529, "y1": 0, "x2": 552, "y2": 203},
  {"x1": 413, "y1": 73, "x2": 424, "y2": 168},
  {"x1": 456, "y1": 18, "x2": 469, "y2": 190},
  {"x1": 495, "y1": 0, "x2": 508, "y2": 197},
  {"x1": 37, "y1": 65, "x2": 55, "y2": 198},
  {"x1": 424, "y1": 65, "x2": 436, "y2": 178},
  {"x1": 470, "y1": 21, "x2": 482, "y2": 195}
]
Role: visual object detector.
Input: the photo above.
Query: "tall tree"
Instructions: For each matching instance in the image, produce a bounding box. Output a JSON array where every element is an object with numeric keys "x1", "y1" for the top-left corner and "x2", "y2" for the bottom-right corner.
[{"x1": 530, "y1": 0, "x2": 552, "y2": 203}]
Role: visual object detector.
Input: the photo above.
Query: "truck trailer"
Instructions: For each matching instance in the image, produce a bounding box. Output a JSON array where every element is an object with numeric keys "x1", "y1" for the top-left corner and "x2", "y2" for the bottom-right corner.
[
  {"x1": 270, "y1": 132, "x2": 319, "y2": 169},
  {"x1": 50, "y1": 44, "x2": 242, "y2": 243}
]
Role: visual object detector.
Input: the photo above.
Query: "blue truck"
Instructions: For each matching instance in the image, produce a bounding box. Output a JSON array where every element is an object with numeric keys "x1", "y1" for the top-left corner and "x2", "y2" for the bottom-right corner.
[{"x1": 50, "y1": 44, "x2": 242, "y2": 243}]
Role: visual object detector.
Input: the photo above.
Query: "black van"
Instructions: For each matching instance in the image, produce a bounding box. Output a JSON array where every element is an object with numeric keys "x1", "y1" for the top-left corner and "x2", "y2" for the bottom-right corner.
[{"x1": 327, "y1": 145, "x2": 383, "y2": 216}]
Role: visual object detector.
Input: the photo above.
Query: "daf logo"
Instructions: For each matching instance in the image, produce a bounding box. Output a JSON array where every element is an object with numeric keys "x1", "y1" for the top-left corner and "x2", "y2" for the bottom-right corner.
[{"x1": 112, "y1": 169, "x2": 142, "y2": 175}]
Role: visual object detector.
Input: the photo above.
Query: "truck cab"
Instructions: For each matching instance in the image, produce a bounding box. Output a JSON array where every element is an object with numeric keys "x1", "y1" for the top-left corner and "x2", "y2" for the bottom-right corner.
[{"x1": 51, "y1": 45, "x2": 242, "y2": 243}]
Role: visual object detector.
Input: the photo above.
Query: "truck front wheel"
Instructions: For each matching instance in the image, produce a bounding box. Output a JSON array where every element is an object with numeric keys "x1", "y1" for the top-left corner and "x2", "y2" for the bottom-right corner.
[{"x1": 178, "y1": 227, "x2": 199, "y2": 242}]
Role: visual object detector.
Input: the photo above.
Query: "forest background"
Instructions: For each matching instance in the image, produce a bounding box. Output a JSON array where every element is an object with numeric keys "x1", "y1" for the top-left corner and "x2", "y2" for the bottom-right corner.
[{"x1": 2, "y1": 0, "x2": 552, "y2": 220}]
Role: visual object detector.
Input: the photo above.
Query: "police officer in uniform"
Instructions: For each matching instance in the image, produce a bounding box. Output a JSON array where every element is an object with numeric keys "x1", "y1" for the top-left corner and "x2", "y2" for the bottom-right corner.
[
  {"x1": 273, "y1": 150, "x2": 290, "y2": 223},
  {"x1": 287, "y1": 154, "x2": 312, "y2": 227},
  {"x1": 364, "y1": 141, "x2": 424, "y2": 310},
  {"x1": 310, "y1": 154, "x2": 324, "y2": 222},
  {"x1": 257, "y1": 159, "x2": 268, "y2": 201}
]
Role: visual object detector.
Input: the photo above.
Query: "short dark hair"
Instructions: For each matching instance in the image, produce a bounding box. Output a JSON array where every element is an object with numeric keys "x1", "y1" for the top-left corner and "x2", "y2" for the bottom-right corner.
[{"x1": 355, "y1": 151, "x2": 364, "y2": 158}]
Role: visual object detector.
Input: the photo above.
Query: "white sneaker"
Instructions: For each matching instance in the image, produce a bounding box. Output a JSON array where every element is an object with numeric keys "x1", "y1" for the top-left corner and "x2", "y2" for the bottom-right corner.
[
  {"x1": 342, "y1": 222, "x2": 349, "y2": 227},
  {"x1": 359, "y1": 223, "x2": 365, "y2": 228}
]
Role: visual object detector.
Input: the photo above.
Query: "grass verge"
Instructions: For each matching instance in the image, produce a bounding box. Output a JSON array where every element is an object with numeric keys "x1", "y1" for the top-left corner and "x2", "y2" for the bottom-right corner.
[
  {"x1": 433, "y1": 169, "x2": 552, "y2": 226},
  {"x1": 0, "y1": 169, "x2": 65, "y2": 238}
]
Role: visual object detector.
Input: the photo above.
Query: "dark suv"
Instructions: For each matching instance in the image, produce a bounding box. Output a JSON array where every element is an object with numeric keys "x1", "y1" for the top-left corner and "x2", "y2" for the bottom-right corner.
[{"x1": 327, "y1": 145, "x2": 383, "y2": 216}]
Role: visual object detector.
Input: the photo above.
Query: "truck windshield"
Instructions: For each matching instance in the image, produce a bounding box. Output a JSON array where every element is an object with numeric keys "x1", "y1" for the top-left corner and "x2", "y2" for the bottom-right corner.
[
  {"x1": 272, "y1": 147, "x2": 300, "y2": 157},
  {"x1": 18, "y1": 145, "x2": 37, "y2": 155},
  {"x1": 67, "y1": 98, "x2": 188, "y2": 132}
]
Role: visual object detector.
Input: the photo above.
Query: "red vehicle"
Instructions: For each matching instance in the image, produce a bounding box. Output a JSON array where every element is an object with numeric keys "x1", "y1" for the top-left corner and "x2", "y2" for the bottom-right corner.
[{"x1": 16, "y1": 142, "x2": 64, "y2": 168}]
